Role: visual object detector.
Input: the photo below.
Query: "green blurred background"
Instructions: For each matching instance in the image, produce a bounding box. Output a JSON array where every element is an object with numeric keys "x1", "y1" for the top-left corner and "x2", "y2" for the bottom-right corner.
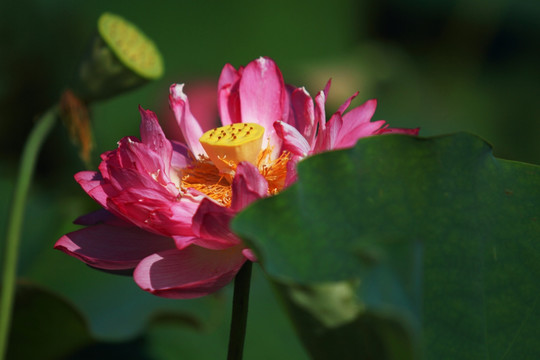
[{"x1": 1, "y1": 0, "x2": 539, "y2": 358}]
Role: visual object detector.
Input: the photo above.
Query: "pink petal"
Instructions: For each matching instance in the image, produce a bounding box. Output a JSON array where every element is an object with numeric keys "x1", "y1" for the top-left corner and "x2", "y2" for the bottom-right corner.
[
  {"x1": 218, "y1": 84, "x2": 241, "y2": 126},
  {"x1": 161, "y1": 82, "x2": 219, "y2": 144},
  {"x1": 335, "y1": 100, "x2": 381, "y2": 147},
  {"x1": 138, "y1": 106, "x2": 172, "y2": 176},
  {"x1": 191, "y1": 198, "x2": 240, "y2": 250},
  {"x1": 172, "y1": 235, "x2": 198, "y2": 250},
  {"x1": 218, "y1": 63, "x2": 240, "y2": 91},
  {"x1": 242, "y1": 248, "x2": 258, "y2": 262},
  {"x1": 107, "y1": 191, "x2": 199, "y2": 238},
  {"x1": 168, "y1": 84, "x2": 206, "y2": 157},
  {"x1": 274, "y1": 120, "x2": 310, "y2": 157},
  {"x1": 314, "y1": 89, "x2": 327, "y2": 134},
  {"x1": 160, "y1": 196, "x2": 202, "y2": 236},
  {"x1": 239, "y1": 57, "x2": 285, "y2": 149},
  {"x1": 134, "y1": 246, "x2": 247, "y2": 299},
  {"x1": 336, "y1": 120, "x2": 385, "y2": 149},
  {"x1": 340, "y1": 99, "x2": 378, "y2": 134},
  {"x1": 98, "y1": 137, "x2": 137, "y2": 175},
  {"x1": 313, "y1": 112, "x2": 343, "y2": 153},
  {"x1": 291, "y1": 87, "x2": 316, "y2": 144},
  {"x1": 75, "y1": 171, "x2": 111, "y2": 209},
  {"x1": 54, "y1": 224, "x2": 175, "y2": 270},
  {"x1": 105, "y1": 164, "x2": 172, "y2": 199},
  {"x1": 314, "y1": 79, "x2": 332, "y2": 136},
  {"x1": 324, "y1": 113, "x2": 344, "y2": 150},
  {"x1": 230, "y1": 162, "x2": 268, "y2": 211},
  {"x1": 218, "y1": 64, "x2": 242, "y2": 125},
  {"x1": 322, "y1": 79, "x2": 332, "y2": 97},
  {"x1": 184, "y1": 81, "x2": 219, "y2": 132},
  {"x1": 336, "y1": 91, "x2": 359, "y2": 115},
  {"x1": 170, "y1": 140, "x2": 192, "y2": 169},
  {"x1": 377, "y1": 127, "x2": 420, "y2": 136},
  {"x1": 111, "y1": 137, "x2": 179, "y2": 193},
  {"x1": 280, "y1": 83, "x2": 293, "y2": 125}
]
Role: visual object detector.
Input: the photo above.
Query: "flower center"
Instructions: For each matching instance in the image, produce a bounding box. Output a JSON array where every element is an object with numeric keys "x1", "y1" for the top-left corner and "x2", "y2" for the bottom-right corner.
[
  {"x1": 199, "y1": 123, "x2": 264, "y2": 174},
  {"x1": 180, "y1": 123, "x2": 289, "y2": 207}
]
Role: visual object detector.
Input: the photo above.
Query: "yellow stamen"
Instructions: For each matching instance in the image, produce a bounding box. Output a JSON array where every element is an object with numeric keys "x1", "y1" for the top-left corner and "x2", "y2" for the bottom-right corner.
[
  {"x1": 199, "y1": 123, "x2": 264, "y2": 174},
  {"x1": 181, "y1": 157, "x2": 234, "y2": 207},
  {"x1": 257, "y1": 147, "x2": 290, "y2": 195},
  {"x1": 179, "y1": 123, "x2": 290, "y2": 207}
]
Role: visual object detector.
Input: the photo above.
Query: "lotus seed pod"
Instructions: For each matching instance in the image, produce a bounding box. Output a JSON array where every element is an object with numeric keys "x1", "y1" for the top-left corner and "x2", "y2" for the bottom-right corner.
[
  {"x1": 74, "y1": 12, "x2": 164, "y2": 102},
  {"x1": 200, "y1": 123, "x2": 265, "y2": 174}
]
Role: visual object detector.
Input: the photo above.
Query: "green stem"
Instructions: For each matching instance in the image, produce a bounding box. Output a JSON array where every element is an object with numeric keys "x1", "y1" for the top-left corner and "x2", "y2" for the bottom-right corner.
[
  {"x1": 227, "y1": 261, "x2": 253, "y2": 360},
  {"x1": 0, "y1": 106, "x2": 58, "y2": 360}
]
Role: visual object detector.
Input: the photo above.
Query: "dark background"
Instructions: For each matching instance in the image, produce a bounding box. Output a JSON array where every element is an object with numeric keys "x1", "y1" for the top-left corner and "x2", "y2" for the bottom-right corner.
[{"x1": 1, "y1": 0, "x2": 538, "y2": 358}]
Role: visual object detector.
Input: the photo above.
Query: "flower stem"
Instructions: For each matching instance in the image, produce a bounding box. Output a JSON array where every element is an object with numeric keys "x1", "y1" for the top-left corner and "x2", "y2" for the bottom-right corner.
[
  {"x1": 227, "y1": 261, "x2": 253, "y2": 360},
  {"x1": 0, "y1": 106, "x2": 58, "y2": 360}
]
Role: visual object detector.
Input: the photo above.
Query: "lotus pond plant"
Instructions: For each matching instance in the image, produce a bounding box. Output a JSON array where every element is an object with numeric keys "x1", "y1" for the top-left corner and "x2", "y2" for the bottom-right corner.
[{"x1": 54, "y1": 57, "x2": 419, "y2": 299}]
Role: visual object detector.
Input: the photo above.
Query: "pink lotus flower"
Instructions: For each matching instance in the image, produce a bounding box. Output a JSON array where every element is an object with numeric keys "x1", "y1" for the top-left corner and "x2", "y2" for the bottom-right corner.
[{"x1": 55, "y1": 57, "x2": 418, "y2": 299}]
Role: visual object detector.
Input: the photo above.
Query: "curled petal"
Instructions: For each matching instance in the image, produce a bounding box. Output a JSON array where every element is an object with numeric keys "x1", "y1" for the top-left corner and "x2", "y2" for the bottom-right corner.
[
  {"x1": 291, "y1": 87, "x2": 316, "y2": 144},
  {"x1": 169, "y1": 84, "x2": 206, "y2": 157},
  {"x1": 274, "y1": 121, "x2": 310, "y2": 157},
  {"x1": 138, "y1": 106, "x2": 172, "y2": 176},
  {"x1": 109, "y1": 137, "x2": 179, "y2": 193},
  {"x1": 94, "y1": 186, "x2": 198, "y2": 239},
  {"x1": 231, "y1": 162, "x2": 269, "y2": 211},
  {"x1": 54, "y1": 224, "x2": 175, "y2": 270},
  {"x1": 115, "y1": 193, "x2": 199, "y2": 238},
  {"x1": 218, "y1": 63, "x2": 240, "y2": 91},
  {"x1": 191, "y1": 199, "x2": 240, "y2": 250},
  {"x1": 75, "y1": 171, "x2": 124, "y2": 218},
  {"x1": 134, "y1": 246, "x2": 247, "y2": 299},
  {"x1": 314, "y1": 80, "x2": 331, "y2": 133},
  {"x1": 105, "y1": 165, "x2": 173, "y2": 202},
  {"x1": 166, "y1": 195, "x2": 203, "y2": 234}
]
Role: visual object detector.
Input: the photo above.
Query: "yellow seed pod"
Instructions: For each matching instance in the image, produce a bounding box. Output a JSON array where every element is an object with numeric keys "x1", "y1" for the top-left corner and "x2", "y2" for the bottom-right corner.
[{"x1": 200, "y1": 123, "x2": 265, "y2": 174}]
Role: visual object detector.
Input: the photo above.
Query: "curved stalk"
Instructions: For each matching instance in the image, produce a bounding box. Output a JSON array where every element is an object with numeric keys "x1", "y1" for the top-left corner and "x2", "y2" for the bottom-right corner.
[{"x1": 0, "y1": 106, "x2": 58, "y2": 359}]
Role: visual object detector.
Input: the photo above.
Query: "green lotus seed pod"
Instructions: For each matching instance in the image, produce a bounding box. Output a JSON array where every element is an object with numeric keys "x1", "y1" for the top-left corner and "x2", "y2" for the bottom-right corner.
[
  {"x1": 74, "y1": 12, "x2": 164, "y2": 102},
  {"x1": 98, "y1": 12, "x2": 163, "y2": 80}
]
